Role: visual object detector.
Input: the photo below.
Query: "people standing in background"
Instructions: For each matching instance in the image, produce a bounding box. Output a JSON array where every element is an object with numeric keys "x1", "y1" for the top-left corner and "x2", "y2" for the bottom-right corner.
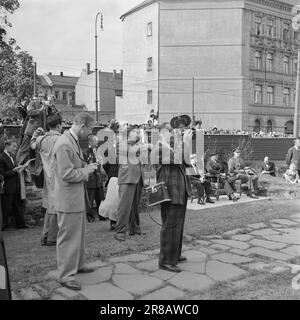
[
  {"x1": 30, "y1": 113, "x2": 63, "y2": 246},
  {"x1": 261, "y1": 156, "x2": 276, "y2": 177},
  {"x1": 52, "y1": 113, "x2": 99, "y2": 291},
  {"x1": 114, "y1": 126, "x2": 144, "y2": 242},
  {"x1": 84, "y1": 135, "x2": 105, "y2": 223},
  {"x1": 286, "y1": 139, "x2": 300, "y2": 176},
  {"x1": 0, "y1": 139, "x2": 29, "y2": 231}
]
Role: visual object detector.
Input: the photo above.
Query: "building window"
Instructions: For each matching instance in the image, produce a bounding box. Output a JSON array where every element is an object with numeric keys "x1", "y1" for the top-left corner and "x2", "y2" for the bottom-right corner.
[
  {"x1": 266, "y1": 120, "x2": 273, "y2": 133},
  {"x1": 266, "y1": 19, "x2": 274, "y2": 38},
  {"x1": 147, "y1": 57, "x2": 153, "y2": 72},
  {"x1": 147, "y1": 90, "x2": 153, "y2": 104},
  {"x1": 266, "y1": 52, "x2": 273, "y2": 71},
  {"x1": 62, "y1": 92, "x2": 67, "y2": 101},
  {"x1": 254, "y1": 17, "x2": 262, "y2": 35},
  {"x1": 254, "y1": 85, "x2": 262, "y2": 104},
  {"x1": 54, "y1": 91, "x2": 59, "y2": 100},
  {"x1": 147, "y1": 22, "x2": 152, "y2": 37},
  {"x1": 267, "y1": 86, "x2": 274, "y2": 105},
  {"x1": 294, "y1": 57, "x2": 298, "y2": 74},
  {"x1": 283, "y1": 23, "x2": 289, "y2": 41},
  {"x1": 283, "y1": 56, "x2": 290, "y2": 74},
  {"x1": 255, "y1": 51, "x2": 262, "y2": 69},
  {"x1": 283, "y1": 88, "x2": 290, "y2": 107},
  {"x1": 285, "y1": 120, "x2": 294, "y2": 135},
  {"x1": 254, "y1": 119, "x2": 261, "y2": 133}
]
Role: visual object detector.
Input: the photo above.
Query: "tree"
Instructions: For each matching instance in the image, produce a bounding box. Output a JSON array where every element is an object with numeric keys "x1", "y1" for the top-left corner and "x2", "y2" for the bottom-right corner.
[{"x1": 0, "y1": 0, "x2": 34, "y2": 119}]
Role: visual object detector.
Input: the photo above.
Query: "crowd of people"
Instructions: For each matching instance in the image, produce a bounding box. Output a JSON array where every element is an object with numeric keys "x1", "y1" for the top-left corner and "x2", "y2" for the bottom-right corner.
[{"x1": 1, "y1": 92, "x2": 300, "y2": 295}]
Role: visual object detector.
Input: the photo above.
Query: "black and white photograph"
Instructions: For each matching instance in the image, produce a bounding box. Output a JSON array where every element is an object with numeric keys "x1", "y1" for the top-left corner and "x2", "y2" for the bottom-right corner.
[{"x1": 1, "y1": 0, "x2": 300, "y2": 306}]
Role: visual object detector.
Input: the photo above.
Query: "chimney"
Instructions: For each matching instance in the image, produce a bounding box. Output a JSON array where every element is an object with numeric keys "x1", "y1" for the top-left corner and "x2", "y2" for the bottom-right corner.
[
  {"x1": 48, "y1": 72, "x2": 52, "y2": 75},
  {"x1": 60, "y1": 72, "x2": 64, "y2": 77},
  {"x1": 113, "y1": 69, "x2": 116, "y2": 78},
  {"x1": 86, "y1": 63, "x2": 91, "y2": 75},
  {"x1": 120, "y1": 69, "x2": 123, "y2": 78}
]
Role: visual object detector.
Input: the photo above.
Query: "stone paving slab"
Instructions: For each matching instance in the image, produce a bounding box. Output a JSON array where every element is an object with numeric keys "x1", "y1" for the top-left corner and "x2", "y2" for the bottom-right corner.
[
  {"x1": 210, "y1": 244, "x2": 230, "y2": 251},
  {"x1": 81, "y1": 282, "x2": 134, "y2": 300},
  {"x1": 211, "y1": 239, "x2": 250, "y2": 250},
  {"x1": 270, "y1": 219, "x2": 299, "y2": 226},
  {"x1": 247, "y1": 223, "x2": 267, "y2": 230},
  {"x1": 115, "y1": 263, "x2": 142, "y2": 274},
  {"x1": 206, "y1": 260, "x2": 248, "y2": 282},
  {"x1": 75, "y1": 266, "x2": 113, "y2": 285},
  {"x1": 249, "y1": 229, "x2": 280, "y2": 236},
  {"x1": 136, "y1": 260, "x2": 160, "y2": 272},
  {"x1": 183, "y1": 250, "x2": 207, "y2": 262},
  {"x1": 223, "y1": 229, "x2": 244, "y2": 236},
  {"x1": 212, "y1": 253, "x2": 254, "y2": 264},
  {"x1": 231, "y1": 234, "x2": 253, "y2": 242},
  {"x1": 280, "y1": 245, "x2": 300, "y2": 257},
  {"x1": 247, "y1": 247, "x2": 292, "y2": 261},
  {"x1": 112, "y1": 274, "x2": 163, "y2": 296},
  {"x1": 178, "y1": 262, "x2": 206, "y2": 274},
  {"x1": 55, "y1": 287, "x2": 80, "y2": 298},
  {"x1": 150, "y1": 269, "x2": 177, "y2": 281},
  {"x1": 141, "y1": 286, "x2": 186, "y2": 300},
  {"x1": 230, "y1": 249, "x2": 252, "y2": 256},
  {"x1": 168, "y1": 271, "x2": 215, "y2": 292},
  {"x1": 249, "y1": 239, "x2": 287, "y2": 250},
  {"x1": 197, "y1": 247, "x2": 218, "y2": 255},
  {"x1": 262, "y1": 234, "x2": 300, "y2": 245}
]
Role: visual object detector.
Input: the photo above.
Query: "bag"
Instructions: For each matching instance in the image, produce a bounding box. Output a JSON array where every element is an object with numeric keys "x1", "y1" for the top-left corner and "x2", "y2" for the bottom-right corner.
[{"x1": 145, "y1": 182, "x2": 171, "y2": 207}]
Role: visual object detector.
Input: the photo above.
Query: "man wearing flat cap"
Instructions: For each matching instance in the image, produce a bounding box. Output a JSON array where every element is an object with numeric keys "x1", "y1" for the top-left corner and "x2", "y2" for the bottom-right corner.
[
  {"x1": 206, "y1": 151, "x2": 239, "y2": 202},
  {"x1": 228, "y1": 148, "x2": 259, "y2": 198}
]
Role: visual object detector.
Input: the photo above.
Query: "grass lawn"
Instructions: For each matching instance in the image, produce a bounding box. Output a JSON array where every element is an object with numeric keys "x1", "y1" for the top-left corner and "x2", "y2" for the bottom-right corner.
[{"x1": 3, "y1": 197, "x2": 300, "y2": 291}]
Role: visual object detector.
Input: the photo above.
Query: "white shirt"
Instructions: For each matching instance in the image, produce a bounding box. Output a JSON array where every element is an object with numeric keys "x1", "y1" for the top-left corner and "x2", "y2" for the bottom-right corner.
[{"x1": 4, "y1": 150, "x2": 15, "y2": 166}]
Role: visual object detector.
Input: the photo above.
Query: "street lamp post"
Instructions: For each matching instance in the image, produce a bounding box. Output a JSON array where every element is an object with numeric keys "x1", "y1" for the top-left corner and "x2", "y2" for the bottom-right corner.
[{"x1": 95, "y1": 12, "x2": 104, "y2": 124}]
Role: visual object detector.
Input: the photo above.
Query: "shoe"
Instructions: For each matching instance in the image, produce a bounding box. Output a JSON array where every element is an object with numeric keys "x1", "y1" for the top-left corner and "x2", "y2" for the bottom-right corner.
[
  {"x1": 231, "y1": 195, "x2": 240, "y2": 202},
  {"x1": 206, "y1": 198, "x2": 215, "y2": 204},
  {"x1": 249, "y1": 194, "x2": 258, "y2": 199},
  {"x1": 77, "y1": 267, "x2": 95, "y2": 274},
  {"x1": 197, "y1": 199, "x2": 205, "y2": 205},
  {"x1": 115, "y1": 233, "x2": 126, "y2": 242},
  {"x1": 159, "y1": 264, "x2": 181, "y2": 273},
  {"x1": 178, "y1": 256, "x2": 187, "y2": 263},
  {"x1": 60, "y1": 280, "x2": 81, "y2": 291},
  {"x1": 110, "y1": 221, "x2": 116, "y2": 231},
  {"x1": 46, "y1": 241, "x2": 56, "y2": 247}
]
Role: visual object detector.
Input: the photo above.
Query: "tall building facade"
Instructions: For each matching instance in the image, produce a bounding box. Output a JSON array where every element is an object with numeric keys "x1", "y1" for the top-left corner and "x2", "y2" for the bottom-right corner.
[
  {"x1": 117, "y1": 0, "x2": 300, "y2": 133},
  {"x1": 76, "y1": 63, "x2": 123, "y2": 123}
]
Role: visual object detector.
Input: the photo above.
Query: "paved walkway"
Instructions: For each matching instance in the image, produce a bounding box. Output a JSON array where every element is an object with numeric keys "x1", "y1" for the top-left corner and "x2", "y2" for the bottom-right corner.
[{"x1": 12, "y1": 213, "x2": 300, "y2": 300}]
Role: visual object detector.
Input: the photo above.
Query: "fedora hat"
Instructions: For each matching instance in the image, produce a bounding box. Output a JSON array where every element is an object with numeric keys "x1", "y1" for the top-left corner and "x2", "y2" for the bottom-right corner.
[{"x1": 170, "y1": 115, "x2": 191, "y2": 129}]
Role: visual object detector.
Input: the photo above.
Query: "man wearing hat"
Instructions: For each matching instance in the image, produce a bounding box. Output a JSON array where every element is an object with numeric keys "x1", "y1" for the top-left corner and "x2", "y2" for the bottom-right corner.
[
  {"x1": 228, "y1": 148, "x2": 259, "y2": 198},
  {"x1": 206, "y1": 151, "x2": 239, "y2": 202}
]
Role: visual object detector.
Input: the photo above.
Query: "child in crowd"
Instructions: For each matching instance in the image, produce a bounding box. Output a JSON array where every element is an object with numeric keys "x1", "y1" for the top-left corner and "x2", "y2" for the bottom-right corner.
[{"x1": 283, "y1": 163, "x2": 299, "y2": 184}]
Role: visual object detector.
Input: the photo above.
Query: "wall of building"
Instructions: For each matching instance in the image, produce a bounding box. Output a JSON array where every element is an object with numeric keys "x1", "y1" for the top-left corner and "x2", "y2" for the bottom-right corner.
[
  {"x1": 116, "y1": 2, "x2": 159, "y2": 123},
  {"x1": 157, "y1": 0, "x2": 245, "y2": 128},
  {"x1": 243, "y1": 0, "x2": 299, "y2": 133}
]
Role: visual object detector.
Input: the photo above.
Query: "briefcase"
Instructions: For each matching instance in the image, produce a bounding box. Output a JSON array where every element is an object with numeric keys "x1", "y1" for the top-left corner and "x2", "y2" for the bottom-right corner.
[{"x1": 145, "y1": 182, "x2": 171, "y2": 207}]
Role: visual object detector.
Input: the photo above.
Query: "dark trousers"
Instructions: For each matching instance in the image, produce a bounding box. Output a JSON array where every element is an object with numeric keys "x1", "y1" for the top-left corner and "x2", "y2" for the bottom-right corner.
[
  {"x1": 190, "y1": 178, "x2": 212, "y2": 199},
  {"x1": 86, "y1": 187, "x2": 104, "y2": 221},
  {"x1": 159, "y1": 194, "x2": 188, "y2": 266},
  {"x1": 115, "y1": 178, "x2": 143, "y2": 235},
  {"x1": 218, "y1": 178, "x2": 234, "y2": 197},
  {"x1": 1, "y1": 193, "x2": 26, "y2": 229},
  {"x1": 229, "y1": 174, "x2": 258, "y2": 193},
  {"x1": 0, "y1": 238, "x2": 11, "y2": 300}
]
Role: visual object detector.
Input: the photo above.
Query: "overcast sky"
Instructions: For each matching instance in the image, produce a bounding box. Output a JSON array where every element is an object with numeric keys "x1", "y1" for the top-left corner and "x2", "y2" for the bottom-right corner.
[
  {"x1": 6, "y1": 0, "x2": 299, "y2": 77},
  {"x1": 7, "y1": 0, "x2": 141, "y2": 76}
]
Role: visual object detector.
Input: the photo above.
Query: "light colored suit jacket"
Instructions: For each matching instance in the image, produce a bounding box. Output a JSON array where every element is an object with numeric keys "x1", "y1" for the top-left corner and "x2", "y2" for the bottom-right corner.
[{"x1": 52, "y1": 130, "x2": 89, "y2": 213}]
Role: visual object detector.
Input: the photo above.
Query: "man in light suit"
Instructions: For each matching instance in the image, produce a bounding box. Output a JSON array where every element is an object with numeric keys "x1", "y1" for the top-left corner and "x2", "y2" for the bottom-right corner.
[
  {"x1": 115, "y1": 127, "x2": 144, "y2": 242},
  {"x1": 52, "y1": 113, "x2": 98, "y2": 291}
]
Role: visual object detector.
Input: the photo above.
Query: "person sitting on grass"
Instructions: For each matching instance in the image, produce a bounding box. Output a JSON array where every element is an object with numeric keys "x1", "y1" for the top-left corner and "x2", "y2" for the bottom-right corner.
[
  {"x1": 283, "y1": 163, "x2": 299, "y2": 184},
  {"x1": 261, "y1": 156, "x2": 276, "y2": 177}
]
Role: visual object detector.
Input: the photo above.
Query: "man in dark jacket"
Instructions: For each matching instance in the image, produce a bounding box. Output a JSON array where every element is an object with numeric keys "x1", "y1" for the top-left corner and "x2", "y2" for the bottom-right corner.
[
  {"x1": 84, "y1": 135, "x2": 104, "y2": 223},
  {"x1": 286, "y1": 139, "x2": 300, "y2": 175},
  {"x1": 206, "y1": 152, "x2": 239, "y2": 202},
  {"x1": 0, "y1": 139, "x2": 28, "y2": 231},
  {"x1": 261, "y1": 156, "x2": 276, "y2": 177}
]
